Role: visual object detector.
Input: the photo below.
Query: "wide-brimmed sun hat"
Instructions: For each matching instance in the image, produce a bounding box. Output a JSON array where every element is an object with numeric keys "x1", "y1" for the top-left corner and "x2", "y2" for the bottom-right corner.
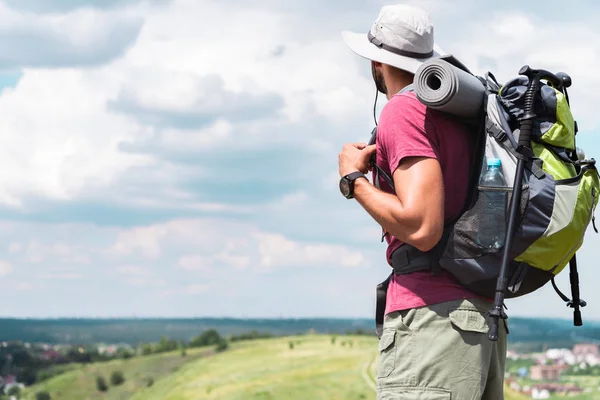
[{"x1": 342, "y1": 4, "x2": 446, "y2": 74}]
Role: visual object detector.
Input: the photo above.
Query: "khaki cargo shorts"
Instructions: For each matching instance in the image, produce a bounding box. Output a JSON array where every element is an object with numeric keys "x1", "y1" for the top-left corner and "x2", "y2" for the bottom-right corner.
[{"x1": 376, "y1": 298, "x2": 507, "y2": 400}]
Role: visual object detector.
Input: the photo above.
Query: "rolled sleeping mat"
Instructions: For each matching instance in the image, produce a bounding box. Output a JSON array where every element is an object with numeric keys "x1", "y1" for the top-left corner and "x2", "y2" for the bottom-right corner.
[{"x1": 414, "y1": 58, "x2": 486, "y2": 119}]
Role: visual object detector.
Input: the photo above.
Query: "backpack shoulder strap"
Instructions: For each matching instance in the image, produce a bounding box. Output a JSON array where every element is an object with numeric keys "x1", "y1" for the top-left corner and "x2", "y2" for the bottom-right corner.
[{"x1": 368, "y1": 84, "x2": 417, "y2": 191}]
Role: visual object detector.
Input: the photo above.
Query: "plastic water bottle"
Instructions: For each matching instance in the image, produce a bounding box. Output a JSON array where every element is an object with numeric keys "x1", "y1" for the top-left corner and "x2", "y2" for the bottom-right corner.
[{"x1": 477, "y1": 158, "x2": 506, "y2": 249}]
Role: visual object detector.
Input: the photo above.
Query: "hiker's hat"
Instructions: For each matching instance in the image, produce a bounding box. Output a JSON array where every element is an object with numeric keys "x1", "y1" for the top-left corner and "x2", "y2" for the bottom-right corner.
[{"x1": 342, "y1": 4, "x2": 446, "y2": 74}]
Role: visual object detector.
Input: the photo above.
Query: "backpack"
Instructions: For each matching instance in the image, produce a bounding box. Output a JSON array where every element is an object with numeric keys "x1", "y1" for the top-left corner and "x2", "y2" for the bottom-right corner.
[{"x1": 371, "y1": 59, "x2": 600, "y2": 341}]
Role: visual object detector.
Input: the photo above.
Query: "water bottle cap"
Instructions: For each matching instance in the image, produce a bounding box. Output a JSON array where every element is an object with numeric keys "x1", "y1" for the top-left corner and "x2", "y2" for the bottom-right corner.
[{"x1": 487, "y1": 158, "x2": 502, "y2": 168}]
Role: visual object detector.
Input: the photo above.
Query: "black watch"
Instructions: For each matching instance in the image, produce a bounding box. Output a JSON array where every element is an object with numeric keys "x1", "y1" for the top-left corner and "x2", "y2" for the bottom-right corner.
[{"x1": 339, "y1": 171, "x2": 368, "y2": 199}]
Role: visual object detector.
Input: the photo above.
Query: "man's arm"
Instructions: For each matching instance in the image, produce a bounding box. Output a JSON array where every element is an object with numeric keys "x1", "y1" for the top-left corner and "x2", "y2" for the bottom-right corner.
[{"x1": 353, "y1": 156, "x2": 445, "y2": 252}]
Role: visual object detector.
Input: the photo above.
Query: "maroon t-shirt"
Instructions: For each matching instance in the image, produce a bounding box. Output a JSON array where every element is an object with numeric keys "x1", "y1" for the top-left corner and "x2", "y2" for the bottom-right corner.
[{"x1": 374, "y1": 90, "x2": 485, "y2": 314}]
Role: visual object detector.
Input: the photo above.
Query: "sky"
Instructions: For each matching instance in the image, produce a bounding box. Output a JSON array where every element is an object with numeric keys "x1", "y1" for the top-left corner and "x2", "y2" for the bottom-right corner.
[{"x1": 0, "y1": 0, "x2": 600, "y2": 322}]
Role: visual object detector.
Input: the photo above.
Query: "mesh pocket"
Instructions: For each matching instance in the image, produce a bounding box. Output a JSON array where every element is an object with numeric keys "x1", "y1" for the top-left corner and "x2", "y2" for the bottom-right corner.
[{"x1": 444, "y1": 184, "x2": 529, "y2": 259}]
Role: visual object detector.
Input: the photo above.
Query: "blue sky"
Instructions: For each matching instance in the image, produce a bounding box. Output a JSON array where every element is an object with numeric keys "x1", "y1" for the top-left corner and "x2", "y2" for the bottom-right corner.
[{"x1": 0, "y1": 0, "x2": 600, "y2": 322}]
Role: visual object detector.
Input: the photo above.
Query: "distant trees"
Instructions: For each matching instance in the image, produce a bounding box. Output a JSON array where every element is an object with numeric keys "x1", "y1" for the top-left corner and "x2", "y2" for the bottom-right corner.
[
  {"x1": 216, "y1": 340, "x2": 229, "y2": 353},
  {"x1": 141, "y1": 343, "x2": 153, "y2": 356},
  {"x1": 96, "y1": 375, "x2": 108, "y2": 392},
  {"x1": 66, "y1": 346, "x2": 93, "y2": 364},
  {"x1": 230, "y1": 331, "x2": 273, "y2": 342},
  {"x1": 139, "y1": 336, "x2": 180, "y2": 356},
  {"x1": 189, "y1": 329, "x2": 229, "y2": 353},
  {"x1": 189, "y1": 329, "x2": 222, "y2": 347},
  {"x1": 7, "y1": 386, "x2": 21, "y2": 398},
  {"x1": 345, "y1": 329, "x2": 374, "y2": 336},
  {"x1": 35, "y1": 392, "x2": 51, "y2": 400},
  {"x1": 180, "y1": 341, "x2": 187, "y2": 357},
  {"x1": 155, "y1": 336, "x2": 179, "y2": 353},
  {"x1": 110, "y1": 370, "x2": 125, "y2": 386}
]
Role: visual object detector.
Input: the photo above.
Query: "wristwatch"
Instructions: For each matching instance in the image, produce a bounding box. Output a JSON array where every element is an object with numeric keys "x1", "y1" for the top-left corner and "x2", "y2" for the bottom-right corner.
[{"x1": 339, "y1": 171, "x2": 368, "y2": 199}]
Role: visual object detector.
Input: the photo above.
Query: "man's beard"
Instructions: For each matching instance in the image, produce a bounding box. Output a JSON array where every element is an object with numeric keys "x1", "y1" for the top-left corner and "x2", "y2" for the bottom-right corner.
[{"x1": 371, "y1": 62, "x2": 387, "y2": 95}]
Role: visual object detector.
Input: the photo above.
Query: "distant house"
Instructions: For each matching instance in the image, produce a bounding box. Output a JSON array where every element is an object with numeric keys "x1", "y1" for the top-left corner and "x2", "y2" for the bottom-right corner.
[
  {"x1": 97, "y1": 345, "x2": 118, "y2": 356},
  {"x1": 529, "y1": 364, "x2": 569, "y2": 381},
  {"x1": 528, "y1": 383, "x2": 582, "y2": 399},
  {"x1": 2, "y1": 375, "x2": 24, "y2": 395},
  {"x1": 2, "y1": 375, "x2": 16, "y2": 386},
  {"x1": 573, "y1": 343, "x2": 599, "y2": 356},
  {"x1": 572, "y1": 343, "x2": 599, "y2": 365},
  {"x1": 40, "y1": 349, "x2": 60, "y2": 361},
  {"x1": 545, "y1": 348, "x2": 575, "y2": 365}
]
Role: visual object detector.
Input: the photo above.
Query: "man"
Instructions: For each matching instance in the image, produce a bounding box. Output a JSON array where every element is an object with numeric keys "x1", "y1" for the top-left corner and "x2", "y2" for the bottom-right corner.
[{"x1": 338, "y1": 4, "x2": 507, "y2": 400}]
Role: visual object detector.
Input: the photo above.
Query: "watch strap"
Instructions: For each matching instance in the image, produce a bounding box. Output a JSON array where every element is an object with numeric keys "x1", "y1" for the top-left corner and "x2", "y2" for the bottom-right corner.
[{"x1": 343, "y1": 171, "x2": 367, "y2": 199}]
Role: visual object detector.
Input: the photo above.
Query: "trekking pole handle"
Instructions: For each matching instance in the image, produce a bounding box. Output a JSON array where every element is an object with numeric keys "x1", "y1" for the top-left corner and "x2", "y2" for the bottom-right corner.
[
  {"x1": 519, "y1": 65, "x2": 562, "y2": 92},
  {"x1": 517, "y1": 66, "x2": 563, "y2": 152},
  {"x1": 556, "y1": 72, "x2": 572, "y2": 88}
]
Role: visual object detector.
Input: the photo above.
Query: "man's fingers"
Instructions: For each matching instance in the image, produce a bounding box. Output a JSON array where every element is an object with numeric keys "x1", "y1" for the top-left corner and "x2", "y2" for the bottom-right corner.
[
  {"x1": 353, "y1": 142, "x2": 368, "y2": 149},
  {"x1": 364, "y1": 144, "x2": 377, "y2": 154}
]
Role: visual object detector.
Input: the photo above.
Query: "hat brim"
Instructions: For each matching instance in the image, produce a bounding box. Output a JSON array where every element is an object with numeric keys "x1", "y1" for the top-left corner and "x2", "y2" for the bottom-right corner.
[{"x1": 341, "y1": 30, "x2": 446, "y2": 74}]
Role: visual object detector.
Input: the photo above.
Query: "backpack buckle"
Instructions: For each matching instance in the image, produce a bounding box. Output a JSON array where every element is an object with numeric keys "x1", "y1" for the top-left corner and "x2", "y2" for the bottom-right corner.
[{"x1": 486, "y1": 119, "x2": 507, "y2": 143}]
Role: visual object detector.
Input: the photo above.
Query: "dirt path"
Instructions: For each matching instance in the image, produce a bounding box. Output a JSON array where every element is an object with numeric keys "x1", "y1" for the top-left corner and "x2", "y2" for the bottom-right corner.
[{"x1": 362, "y1": 355, "x2": 377, "y2": 392}]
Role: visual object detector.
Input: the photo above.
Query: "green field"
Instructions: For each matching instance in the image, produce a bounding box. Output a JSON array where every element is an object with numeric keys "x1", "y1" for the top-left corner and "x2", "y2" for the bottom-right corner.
[
  {"x1": 130, "y1": 335, "x2": 376, "y2": 400},
  {"x1": 21, "y1": 347, "x2": 213, "y2": 400},
  {"x1": 19, "y1": 335, "x2": 584, "y2": 399}
]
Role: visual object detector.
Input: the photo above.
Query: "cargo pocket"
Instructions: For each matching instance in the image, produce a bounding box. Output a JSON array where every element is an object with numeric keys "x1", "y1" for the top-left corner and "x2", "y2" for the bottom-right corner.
[
  {"x1": 448, "y1": 308, "x2": 489, "y2": 335},
  {"x1": 377, "y1": 329, "x2": 396, "y2": 379}
]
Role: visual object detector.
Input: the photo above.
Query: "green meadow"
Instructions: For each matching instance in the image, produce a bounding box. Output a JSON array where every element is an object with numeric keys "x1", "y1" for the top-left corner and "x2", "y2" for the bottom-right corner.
[
  {"x1": 20, "y1": 334, "x2": 534, "y2": 400},
  {"x1": 20, "y1": 347, "x2": 212, "y2": 400}
]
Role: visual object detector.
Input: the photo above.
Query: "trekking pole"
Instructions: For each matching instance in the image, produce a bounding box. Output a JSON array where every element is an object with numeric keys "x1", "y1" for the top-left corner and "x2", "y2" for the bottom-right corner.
[{"x1": 488, "y1": 65, "x2": 563, "y2": 341}]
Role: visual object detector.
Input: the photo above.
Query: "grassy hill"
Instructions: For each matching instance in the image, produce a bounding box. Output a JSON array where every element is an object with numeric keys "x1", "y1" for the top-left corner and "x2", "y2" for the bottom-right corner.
[
  {"x1": 21, "y1": 334, "x2": 537, "y2": 399},
  {"x1": 20, "y1": 347, "x2": 213, "y2": 400},
  {"x1": 130, "y1": 335, "x2": 376, "y2": 400}
]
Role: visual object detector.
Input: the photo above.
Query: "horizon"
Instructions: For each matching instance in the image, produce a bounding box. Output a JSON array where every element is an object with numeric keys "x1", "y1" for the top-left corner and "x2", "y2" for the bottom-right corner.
[{"x1": 0, "y1": 315, "x2": 598, "y2": 323}]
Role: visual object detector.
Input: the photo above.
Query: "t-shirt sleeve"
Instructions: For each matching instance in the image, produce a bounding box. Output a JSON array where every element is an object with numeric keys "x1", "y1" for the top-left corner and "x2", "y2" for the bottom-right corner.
[{"x1": 377, "y1": 94, "x2": 440, "y2": 172}]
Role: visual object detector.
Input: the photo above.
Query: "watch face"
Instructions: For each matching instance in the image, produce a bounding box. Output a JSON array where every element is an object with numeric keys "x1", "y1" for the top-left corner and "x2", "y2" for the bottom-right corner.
[{"x1": 339, "y1": 178, "x2": 351, "y2": 197}]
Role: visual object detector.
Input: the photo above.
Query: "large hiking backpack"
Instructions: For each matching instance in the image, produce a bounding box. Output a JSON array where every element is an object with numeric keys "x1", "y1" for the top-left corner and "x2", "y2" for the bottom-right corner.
[{"x1": 371, "y1": 62, "x2": 600, "y2": 340}]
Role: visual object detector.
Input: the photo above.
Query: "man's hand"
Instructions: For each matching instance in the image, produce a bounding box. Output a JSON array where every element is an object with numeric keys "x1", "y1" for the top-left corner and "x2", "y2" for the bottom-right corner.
[{"x1": 338, "y1": 143, "x2": 377, "y2": 177}]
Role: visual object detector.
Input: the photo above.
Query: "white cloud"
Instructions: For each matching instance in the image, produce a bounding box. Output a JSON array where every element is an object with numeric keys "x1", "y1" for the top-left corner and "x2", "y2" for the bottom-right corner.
[
  {"x1": 0, "y1": 67, "x2": 155, "y2": 206},
  {"x1": 15, "y1": 282, "x2": 35, "y2": 291},
  {"x1": 117, "y1": 265, "x2": 149, "y2": 276},
  {"x1": 20, "y1": 240, "x2": 90, "y2": 264},
  {"x1": 0, "y1": 1, "x2": 143, "y2": 68},
  {"x1": 183, "y1": 284, "x2": 208, "y2": 295},
  {"x1": 0, "y1": 261, "x2": 13, "y2": 276},
  {"x1": 254, "y1": 232, "x2": 368, "y2": 271},
  {"x1": 2, "y1": 0, "x2": 145, "y2": 13},
  {"x1": 110, "y1": 218, "x2": 369, "y2": 272},
  {"x1": 178, "y1": 253, "x2": 250, "y2": 271},
  {"x1": 8, "y1": 242, "x2": 22, "y2": 253},
  {"x1": 109, "y1": 225, "x2": 165, "y2": 259}
]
